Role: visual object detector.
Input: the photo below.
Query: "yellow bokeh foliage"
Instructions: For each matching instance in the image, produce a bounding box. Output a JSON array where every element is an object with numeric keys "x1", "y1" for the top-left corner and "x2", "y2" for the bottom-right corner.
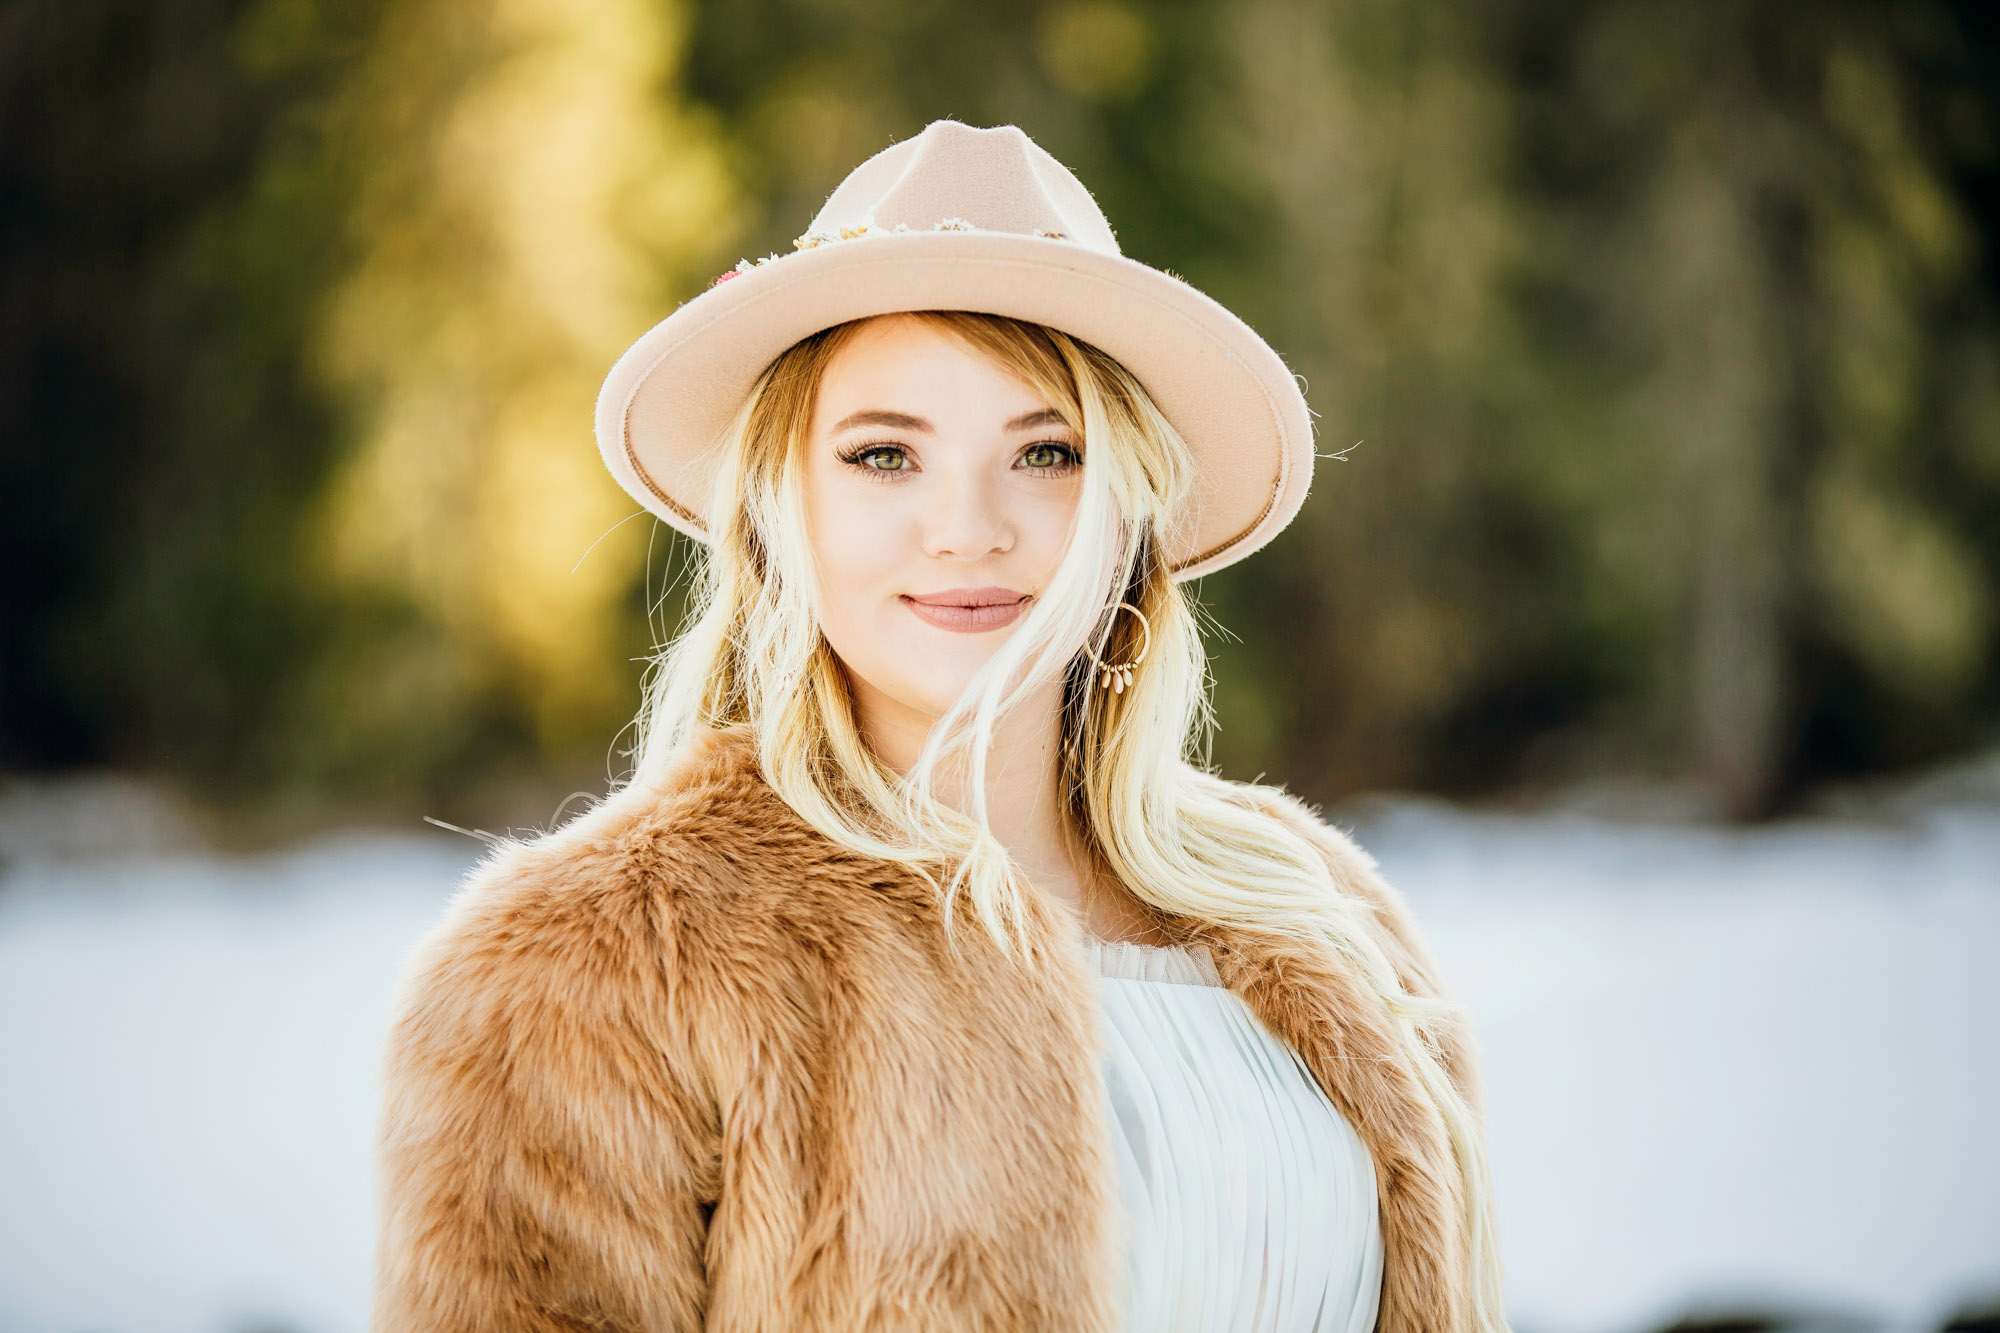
[{"x1": 311, "y1": 0, "x2": 742, "y2": 753}]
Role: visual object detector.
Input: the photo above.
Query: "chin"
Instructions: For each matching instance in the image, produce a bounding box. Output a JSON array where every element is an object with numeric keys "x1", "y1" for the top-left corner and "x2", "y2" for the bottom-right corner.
[
  {"x1": 871, "y1": 670, "x2": 977, "y2": 720},
  {"x1": 909, "y1": 680, "x2": 980, "y2": 719},
  {"x1": 842, "y1": 638, "x2": 997, "y2": 721}
]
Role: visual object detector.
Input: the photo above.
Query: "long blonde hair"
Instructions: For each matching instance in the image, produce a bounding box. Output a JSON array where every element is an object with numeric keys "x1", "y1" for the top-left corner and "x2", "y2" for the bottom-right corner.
[{"x1": 628, "y1": 310, "x2": 1504, "y2": 1331}]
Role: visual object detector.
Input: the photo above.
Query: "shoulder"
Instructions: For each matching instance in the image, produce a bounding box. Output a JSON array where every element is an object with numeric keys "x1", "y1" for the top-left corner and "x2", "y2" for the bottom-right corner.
[
  {"x1": 1220, "y1": 775, "x2": 1486, "y2": 1105},
  {"x1": 1224, "y1": 779, "x2": 1385, "y2": 886},
  {"x1": 382, "y1": 724, "x2": 813, "y2": 1078},
  {"x1": 1221, "y1": 777, "x2": 1457, "y2": 1005},
  {"x1": 373, "y1": 735, "x2": 769, "y2": 1324},
  {"x1": 418, "y1": 723, "x2": 810, "y2": 934}
]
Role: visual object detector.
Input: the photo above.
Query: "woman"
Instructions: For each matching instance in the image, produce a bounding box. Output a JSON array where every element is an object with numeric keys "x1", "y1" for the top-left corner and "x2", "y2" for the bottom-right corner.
[{"x1": 372, "y1": 120, "x2": 1505, "y2": 1333}]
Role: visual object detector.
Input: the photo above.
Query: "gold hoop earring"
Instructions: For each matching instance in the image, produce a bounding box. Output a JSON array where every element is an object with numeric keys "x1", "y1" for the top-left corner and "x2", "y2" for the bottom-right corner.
[{"x1": 1087, "y1": 602, "x2": 1151, "y2": 695}]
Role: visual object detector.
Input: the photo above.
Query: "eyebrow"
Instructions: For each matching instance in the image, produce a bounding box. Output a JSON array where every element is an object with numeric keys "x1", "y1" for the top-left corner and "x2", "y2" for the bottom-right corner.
[
  {"x1": 828, "y1": 407, "x2": 1070, "y2": 434},
  {"x1": 831, "y1": 409, "x2": 931, "y2": 434}
]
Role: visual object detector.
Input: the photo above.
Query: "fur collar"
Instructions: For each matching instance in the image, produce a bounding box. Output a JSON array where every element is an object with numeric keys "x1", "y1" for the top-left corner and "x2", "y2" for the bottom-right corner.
[{"x1": 372, "y1": 723, "x2": 1484, "y2": 1332}]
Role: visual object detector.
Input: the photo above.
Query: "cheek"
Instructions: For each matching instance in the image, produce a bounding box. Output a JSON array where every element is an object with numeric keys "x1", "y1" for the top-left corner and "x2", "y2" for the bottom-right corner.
[
  {"x1": 805, "y1": 487, "x2": 922, "y2": 678},
  {"x1": 1021, "y1": 490, "x2": 1083, "y2": 567},
  {"x1": 808, "y1": 489, "x2": 898, "y2": 592}
]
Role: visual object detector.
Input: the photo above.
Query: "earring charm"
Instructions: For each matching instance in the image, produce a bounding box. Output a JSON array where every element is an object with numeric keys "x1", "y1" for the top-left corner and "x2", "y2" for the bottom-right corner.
[{"x1": 1088, "y1": 602, "x2": 1151, "y2": 694}]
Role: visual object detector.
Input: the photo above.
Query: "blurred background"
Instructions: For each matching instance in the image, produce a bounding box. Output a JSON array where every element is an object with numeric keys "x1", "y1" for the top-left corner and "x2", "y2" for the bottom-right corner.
[{"x1": 2, "y1": 0, "x2": 1997, "y2": 1330}]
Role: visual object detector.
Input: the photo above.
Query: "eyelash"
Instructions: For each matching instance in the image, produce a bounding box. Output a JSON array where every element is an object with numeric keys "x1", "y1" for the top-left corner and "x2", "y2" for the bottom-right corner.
[{"x1": 833, "y1": 440, "x2": 1083, "y2": 479}]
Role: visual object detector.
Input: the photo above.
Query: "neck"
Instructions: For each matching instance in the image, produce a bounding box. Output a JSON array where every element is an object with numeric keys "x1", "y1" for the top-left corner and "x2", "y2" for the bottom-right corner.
[{"x1": 852, "y1": 675, "x2": 1094, "y2": 918}]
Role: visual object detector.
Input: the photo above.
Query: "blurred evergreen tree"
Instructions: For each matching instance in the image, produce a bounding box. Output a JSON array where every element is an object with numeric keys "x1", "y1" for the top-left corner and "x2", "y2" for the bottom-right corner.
[
  {"x1": 2, "y1": 0, "x2": 1995, "y2": 821},
  {"x1": 1482, "y1": 0, "x2": 2000, "y2": 813},
  {"x1": 682, "y1": 0, "x2": 2000, "y2": 814},
  {"x1": 298, "y1": 0, "x2": 740, "y2": 802},
  {"x1": 0, "y1": 0, "x2": 376, "y2": 790}
]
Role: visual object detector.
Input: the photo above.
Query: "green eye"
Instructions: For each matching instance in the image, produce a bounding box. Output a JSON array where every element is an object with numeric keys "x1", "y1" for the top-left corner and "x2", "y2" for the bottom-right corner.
[
  {"x1": 1022, "y1": 443, "x2": 1072, "y2": 469},
  {"x1": 859, "y1": 447, "x2": 907, "y2": 470}
]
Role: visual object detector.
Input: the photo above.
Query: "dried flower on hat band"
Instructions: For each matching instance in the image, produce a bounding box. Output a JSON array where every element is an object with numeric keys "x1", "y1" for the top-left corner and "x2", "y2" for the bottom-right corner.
[{"x1": 710, "y1": 217, "x2": 1069, "y2": 287}]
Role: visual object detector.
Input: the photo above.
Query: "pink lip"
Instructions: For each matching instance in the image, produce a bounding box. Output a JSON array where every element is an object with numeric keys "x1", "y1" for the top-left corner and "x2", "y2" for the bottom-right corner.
[{"x1": 900, "y1": 587, "x2": 1030, "y2": 633}]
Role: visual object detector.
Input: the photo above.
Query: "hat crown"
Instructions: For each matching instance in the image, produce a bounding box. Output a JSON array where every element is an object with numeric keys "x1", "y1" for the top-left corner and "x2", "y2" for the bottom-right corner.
[{"x1": 809, "y1": 120, "x2": 1120, "y2": 256}]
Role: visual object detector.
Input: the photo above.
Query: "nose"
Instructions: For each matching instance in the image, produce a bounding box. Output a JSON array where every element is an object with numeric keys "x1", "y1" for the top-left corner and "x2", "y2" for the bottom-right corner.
[{"x1": 921, "y1": 467, "x2": 1015, "y2": 561}]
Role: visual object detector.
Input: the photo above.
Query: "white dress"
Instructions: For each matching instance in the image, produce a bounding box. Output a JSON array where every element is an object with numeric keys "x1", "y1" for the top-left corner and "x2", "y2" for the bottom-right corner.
[{"x1": 1083, "y1": 937, "x2": 1384, "y2": 1333}]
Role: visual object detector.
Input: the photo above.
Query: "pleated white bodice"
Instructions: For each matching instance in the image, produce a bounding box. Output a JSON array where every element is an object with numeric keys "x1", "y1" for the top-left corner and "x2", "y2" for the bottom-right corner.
[{"x1": 1083, "y1": 937, "x2": 1384, "y2": 1333}]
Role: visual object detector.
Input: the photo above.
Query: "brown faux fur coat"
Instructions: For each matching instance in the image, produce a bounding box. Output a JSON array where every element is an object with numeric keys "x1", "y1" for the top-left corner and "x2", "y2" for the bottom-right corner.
[{"x1": 372, "y1": 723, "x2": 1487, "y2": 1332}]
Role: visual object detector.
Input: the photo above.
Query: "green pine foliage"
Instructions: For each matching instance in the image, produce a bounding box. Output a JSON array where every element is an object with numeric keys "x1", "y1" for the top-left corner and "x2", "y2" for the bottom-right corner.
[{"x1": 3, "y1": 0, "x2": 1995, "y2": 821}]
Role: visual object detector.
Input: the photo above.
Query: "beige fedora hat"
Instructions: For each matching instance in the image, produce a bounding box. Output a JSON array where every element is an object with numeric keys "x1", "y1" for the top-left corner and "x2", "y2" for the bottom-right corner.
[{"x1": 594, "y1": 119, "x2": 1315, "y2": 581}]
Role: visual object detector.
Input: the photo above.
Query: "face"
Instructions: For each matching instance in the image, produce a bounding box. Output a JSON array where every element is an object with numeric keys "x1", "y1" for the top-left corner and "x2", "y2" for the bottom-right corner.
[{"x1": 799, "y1": 315, "x2": 1086, "y2": 734}]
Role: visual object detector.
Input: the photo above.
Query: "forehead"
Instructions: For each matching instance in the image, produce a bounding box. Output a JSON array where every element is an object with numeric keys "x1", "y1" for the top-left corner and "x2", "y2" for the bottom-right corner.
[{"x1": 811, "y1": 316, "x2": 1053, "y2": 429}]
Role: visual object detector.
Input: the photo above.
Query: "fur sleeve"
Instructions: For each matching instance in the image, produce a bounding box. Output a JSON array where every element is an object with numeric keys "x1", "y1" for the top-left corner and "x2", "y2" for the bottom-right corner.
[
  {"x1": 1242, "y1": 785, "x2": 1488, "y2": 1115},
  {"x1": 370, "y1": 831, "x2": 720, "y2": 1332}
]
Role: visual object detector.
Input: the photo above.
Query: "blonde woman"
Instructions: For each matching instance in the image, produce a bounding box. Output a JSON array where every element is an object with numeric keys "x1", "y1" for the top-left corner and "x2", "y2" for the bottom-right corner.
[{"x1": 372, "y1": 120, "x2": 1505, "y2": 1333}]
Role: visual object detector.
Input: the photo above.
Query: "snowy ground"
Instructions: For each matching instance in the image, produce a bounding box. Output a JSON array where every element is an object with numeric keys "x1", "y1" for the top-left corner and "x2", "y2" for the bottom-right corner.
[{"x1": 1, "y1": 778, "x2": 1996, "y2": 1333}]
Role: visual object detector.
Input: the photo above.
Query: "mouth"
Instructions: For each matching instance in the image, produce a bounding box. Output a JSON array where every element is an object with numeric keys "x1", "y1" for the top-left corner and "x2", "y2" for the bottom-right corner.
[{"x1": 899, "y1": 587, "x2": 1031, "y2": 634}]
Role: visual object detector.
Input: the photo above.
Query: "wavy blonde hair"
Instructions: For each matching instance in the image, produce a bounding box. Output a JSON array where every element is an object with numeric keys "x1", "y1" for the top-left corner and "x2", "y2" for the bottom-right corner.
[{"x1": 628, "y1": 310, "x2": 1503, "y2": 1332}]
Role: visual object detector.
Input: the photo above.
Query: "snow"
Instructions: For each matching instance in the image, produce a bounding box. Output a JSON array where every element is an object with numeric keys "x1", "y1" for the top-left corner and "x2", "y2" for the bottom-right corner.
[
  {"x1": 1349, "y1": 800, "x2": 2000, "y2": 1333},
  {"x1": 0, "y1": 797, "x2": 1995, "y2": 1333}
]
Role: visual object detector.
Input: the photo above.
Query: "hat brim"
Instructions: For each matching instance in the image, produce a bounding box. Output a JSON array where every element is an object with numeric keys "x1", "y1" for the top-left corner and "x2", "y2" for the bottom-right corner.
[{"x1": 594, "y1": 231, "x2": 1314, "y2": 581}]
